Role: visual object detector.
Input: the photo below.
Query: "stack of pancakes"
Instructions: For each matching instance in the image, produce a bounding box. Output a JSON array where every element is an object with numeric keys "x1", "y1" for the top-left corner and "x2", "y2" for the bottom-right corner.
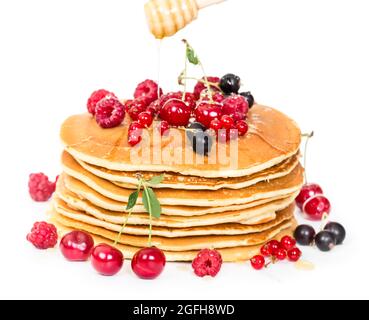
[{"x1": 50, "y1": 105, "x2": 303, "y2": 262}]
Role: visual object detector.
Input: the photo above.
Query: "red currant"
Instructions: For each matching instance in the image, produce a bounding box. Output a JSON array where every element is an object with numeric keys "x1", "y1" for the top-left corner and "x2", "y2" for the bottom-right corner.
[
  {"x1": 236, "y1": 120, "x2": 249, "y2": 136},
  {"x1": 128, "y1": 131, "x2": 142, "y2": 147},
  {"x1": 159, "y1": 100, "x2": 191, "y2": 127},
  {"x1": 131, "y1": 247, "x2": 166, "y2": 280},
  {"x1": 275, "y1": 248, "x2": 287, "y2": 261},
  {"x1": 210, "y1": 119, "x2": 222, "y2": 131},
  {"x1": 295, "y1": 183, "x2": 323, "y2": 209},
  {"x1": 287, "y1": 247, "x2": 302, "y2": 262},
  {"x1": 280, "y1": 236, "x2": 297, "y2": 251},
  {"x1": 137, "y1": 111, "x2": 153, "y2": 128},
  {"x1": 220, "y1": 115, "x2": 235, "y2": 130},
  {"x1": 260, "y1": 243, "x2": 272, "y2": 257},
  {"x1": 125, "y1": 99, "x2": 147, "y2": 121},
  {"x1": 159, "y1": 120, "x2": 170, "y2": 136},
  {"x1": 60, "y1": 231, "x2": 94, "y2": 261},
  {"x1": 91, "y1": 244, "x2": 123, "y2": 276},
  {"x1": 129, "y1": 121, "x2": 144, "y2": 133},
  {"x1": 303, "y1": 195, "x2": 331, "y2": 221},
  {"x1": 268, "y1": 240, "x2": 281, "y2": 255},
  {"x1": 194, "y1": 102, "x2": 222, "y2": 128},
  {"x1": 250, "y1": 255, "x2": 265, "y2": 270}
]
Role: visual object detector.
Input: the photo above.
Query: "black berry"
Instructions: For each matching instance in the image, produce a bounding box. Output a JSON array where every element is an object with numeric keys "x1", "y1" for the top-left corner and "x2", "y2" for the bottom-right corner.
[
  {"x1": 186, "y1": 123, "x2": 212, "y2": 156},
  {"x1": 315, "y1": 231, "x2": 336, "y2": 252},
  {"x1": 324, "y1": 222, "x2": 346, "y2": 245},
  {"x1": 294, "y1": 225, "x2": 316, "y2": 246},
  {"x1": 240, "y1": 92, "x2": 255, "y2": 108},
  {"x1": 220, "y1": 74, "x2": 241, "y2": 95}
]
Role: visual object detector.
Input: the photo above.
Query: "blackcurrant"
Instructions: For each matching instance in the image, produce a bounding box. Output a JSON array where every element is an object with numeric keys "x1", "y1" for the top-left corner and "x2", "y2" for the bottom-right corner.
[
  {"x1": 324, "y1": 222, "x2": 346, "y2": 245},
  {"x1": 220, "y1": 74, "x2": 241, "y2": 95},
  {"x1": 186, "y1": 123, "x2": 212, "y2": 156},
  {"x1": 294, "y1": 225, "x2": 316, "y2": 246},
  {"x1": 240, "y1": 91, "x2": 255, "y2": 108},
  {"x1": 315, "y1": 231, "x2": 336, "y2": 252},
  {"x1": 192, "y1": 132, "x2": 213, "y2": 156}
]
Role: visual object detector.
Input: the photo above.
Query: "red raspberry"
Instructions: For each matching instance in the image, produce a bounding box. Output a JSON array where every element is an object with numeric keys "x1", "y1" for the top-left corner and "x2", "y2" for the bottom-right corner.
[
  {"x1": 95, "y1": 98, "x2": 125, "y2": 128},
  {"x1": 134, "y1": 80, "x2": 163, "y2": 106},
  {"x1": 28, "y1": 173, "x2": 56, "y2": 202},
  {"x1": 193, "y1": 77, "x2": 220, "y2": 99},
  {"x1": 87, "y1": 89, "x2": 116, "y2": 115},
  {"x1": 27, "y1": 222, "x2": 58, "y2": 249},
  {"x1": 192, "y1": 249, "x2": 223, "y2": 277},
  {"x1": 159, "y1": 92, "x2": 196, "y2": 110},
  {"x1": 147, "y1": 99, "x2": 161, "y2": 116},
  {"x1": 222, "y1": 94, "x2": 249, "y2": 121},
  {"x1": 125, "y1": 99, "x2": 147, "y2": 121}
]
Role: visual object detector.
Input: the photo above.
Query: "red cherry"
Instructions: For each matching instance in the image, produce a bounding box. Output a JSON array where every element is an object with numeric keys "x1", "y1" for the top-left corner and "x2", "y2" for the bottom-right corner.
[
  {"x1": 60, "y1": 231, "x2": 94, "y2": 261},
  {"x1": 268, "y1": 240, "x2": 281, "y2": 255},
  {"x1": 236, "y1": 120, "x2": 249, "y2": 136},
  {"x1": 287, "y1": 247, "x2": 302, "y2": 262},
  {"x1": 137, "y1": 111, "x2": 153, "y2": 128},
  {"x1": 295, "y1": 183, "x2": 323, "y2": 209},
  {"x1": 260, "y1": 243, "x2": 272, "y2": 257},
  {"x1": 159, "y1": 120, "x2": 170, "y2": 136},
  {"x1": 250, "y1": 255, "x2": 265, "y2": 270},
  {"x1": 210, "y1": 119, "x2": 222, "y2": 131},
  {"x1": 275, "y1": 248, "x2": 287, "y2": 261},
  {"x1": 195, "y1": 102, "x2": 222, "y2": 128},
  {"x1": 220, "y1": 115, "x2": 235, "y2": 130},
  {"x1": 280, "y1": 236, "x2": 297, "y2": 251},
  {"x1": 159, "y1": 100, "x2": 191, "y2": 127},
  {"x1": 303, "y1": 195, "x2": 331, "y2": 221},
  {"x1": 91, "y1": 244, "x2": 123, "y2": 276},
  {"x1": 131, "y1": 247, "x2": 166, "y2": 280}
]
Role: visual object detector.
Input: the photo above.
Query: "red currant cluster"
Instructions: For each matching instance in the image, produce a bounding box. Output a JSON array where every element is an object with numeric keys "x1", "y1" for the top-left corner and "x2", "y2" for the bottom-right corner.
[
  {"x1": 250, "y1": 236, "x2": 302, "y2": 270},
  {"x1": 86, "y1": 73, "x2": 255, "y2": 147},
  {"x1": 295, "y1": 183, "x2": 331, "y2": 220}
]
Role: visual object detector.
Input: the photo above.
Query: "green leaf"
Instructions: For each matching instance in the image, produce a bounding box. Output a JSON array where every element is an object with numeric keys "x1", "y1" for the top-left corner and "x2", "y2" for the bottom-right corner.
[
  {"x1": 142, "y1": 187, "x2": 162, "y2": 219},
  {"x1": 126, "y1": 191, "x2": 139, "y2": 210},
  {"x1": 186, "y1": 46, "x2": 199, "y2": 65},
  {"x1": 148, "y1": 174, "x2": 164, "y2": 185}
]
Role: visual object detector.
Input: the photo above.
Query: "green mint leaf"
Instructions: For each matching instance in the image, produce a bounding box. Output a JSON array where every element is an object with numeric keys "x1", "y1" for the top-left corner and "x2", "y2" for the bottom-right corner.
[
  {"x1": 186, "y1": 46, "x2": 199, "y2": 65},
  {"x1": 142, "y1": 187, "x2": 162, "y2": 219},
  {"x1": 126, "y1": 191, "x2": 139, "y2": 210},
  {"x1": 148, "y1": 174, "x2": 164, "y2": 185}
]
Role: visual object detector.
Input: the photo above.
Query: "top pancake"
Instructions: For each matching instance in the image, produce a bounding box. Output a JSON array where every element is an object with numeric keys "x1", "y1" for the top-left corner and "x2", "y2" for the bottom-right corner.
[{"x1": 61, "y1": 105, "x2": 301, "y2": 178}]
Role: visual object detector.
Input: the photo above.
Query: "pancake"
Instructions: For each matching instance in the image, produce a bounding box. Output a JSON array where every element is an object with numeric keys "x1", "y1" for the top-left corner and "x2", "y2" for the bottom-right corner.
[
  {"x1": 61, "y1": 105, "x2": 301, "y2": 178},
  {"x1": 52, "y1": 218, "x2": 297, "y2": 262},
  {"x1": 77, "y1": 153, "x2": 300, "y2": 190},
  {"x1": 57, "y1": 174, "x2": 292, "y2": 216},
  {"x1": 49, "y1": 209, "x2": 294, "y2": 251},
  {"x1": 61, "y1": 152, "x2": 304, "y2": 207},
  {"x1": 54, "y1": 197, "x2": 293, "y2": 237},
  {"x1": 54, "y1": 192, "x2": 296, "y2": 228}
]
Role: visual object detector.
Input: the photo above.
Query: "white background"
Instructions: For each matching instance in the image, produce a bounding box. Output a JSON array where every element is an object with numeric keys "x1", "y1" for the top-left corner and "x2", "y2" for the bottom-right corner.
[{"x1": 0, "y1": 0, "x2": 368, "y2": 300}]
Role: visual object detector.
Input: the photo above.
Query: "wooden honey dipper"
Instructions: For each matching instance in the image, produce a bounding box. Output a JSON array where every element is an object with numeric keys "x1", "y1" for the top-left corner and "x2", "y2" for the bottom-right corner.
[{"x1": 145, "y1": 0, "x2": 227, "y2": 39}]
